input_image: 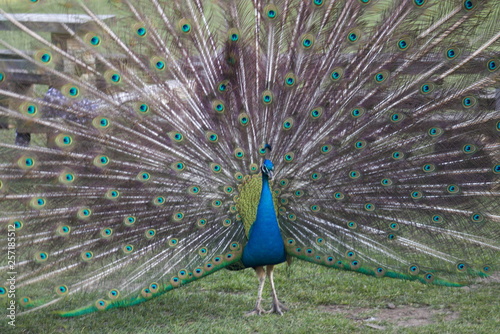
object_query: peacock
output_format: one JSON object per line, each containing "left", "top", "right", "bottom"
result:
{"left": 0, "top": 0, "right": 499, "bottom": 318}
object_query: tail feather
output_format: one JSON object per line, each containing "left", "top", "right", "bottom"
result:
{"left": 0, "top": 0, "right": 498, "bottom": 316}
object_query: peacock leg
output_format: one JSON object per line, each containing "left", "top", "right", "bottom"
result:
{"left": 265, "top": 265, "right": 288, "bottom": 315}
{"left": 245, "top": 266, "right": 267, "bottom": 316}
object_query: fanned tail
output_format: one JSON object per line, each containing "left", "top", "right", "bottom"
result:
{"left": 0, "top": 0, "right": 498, "bottom": 317}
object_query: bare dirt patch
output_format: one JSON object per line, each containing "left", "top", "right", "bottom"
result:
{"left": 319, "top": 304, "right": 459, "bottom": 330}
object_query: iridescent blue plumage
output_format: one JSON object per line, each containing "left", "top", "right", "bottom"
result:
{"left": 242, "top": 160, "right": 286, "bottom": 268}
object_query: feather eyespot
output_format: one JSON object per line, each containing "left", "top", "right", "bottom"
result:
{"left": 351, "top": 107, "right": 365, "bottom": 118}
{"left": 95, "top": 299, "right": 109, "bottom": 310}
{"left": 364, "top": 203, "right": 375, "bottom": 211}
{"left": 205, "top": 131, "right": 219, "bottom": 143}
{"left": 310, "top": 204, "right": 320, "bottom": 212}
{"left": 178, "top": 19, "right": 192, "bottom": 34}
{"left": 19, "top": 102, "right": 39, "bottom": 117}
{"left": 397, "top": 38, "right": 411, "bottom": 51}
{"left": 210, "top": 163, "right": 222, "bottom": 173}
{"left": 471, "top": 213, "right": 484, "bottom": 223}
{"left": 212, "top": 100, "right": 225, "bottom": 113}
{"left": 374, "top": 70, "right": 389, "bottom": 83}
{"left": 349, "top": 170, "right": 361, "bottom": 179}
{"left": 446, "top": 184, "right": 460, "bottom": 194}
{"left": 193, "top": 268, "right": 204, "bottom": 277}
{"left": 284, "top": 152, "right": 295, "bottom": 163}
{"left": 212, "top": 199, "right": 223, "bottom": 208}
{"left": 347, "top": 29, "right": 361, "bottom": 43}
{"left": 238, "top": 112, "right": 250, "bottom": 126}
{"left": 334, "top": 192, "right": 345, "bottom": 200}
{"left": 310, "top": 107, "right": 323, "bottom": 119}
{"left": 420, "top": 83, "right": 434, "bottom": 94}
{"left": 330, "top": 67, "right": 343, "bottom": 82}
{"left": 55, "top": 285, "right": 69, "bottom": 296}
{"left": 84, "top": 32, "right": 102, "bottom": 46}
{"left": 301, "top": 34, "right": 315, "bottom": 49}
{"left": 228, "top": 28, "right": 240, "bottom": 42}
{"left": 264, "top": 5, "right": 279, "bottom": 19}
{"left": 391, "top": 151, "right": 404, "bottom": 160}
{"left": 57, "top": 225, "right": 71, "bottom": 236}
{"left": 463, "top": 0, "right": 475, "bottom": 10}
{"left": 198, "top": 247, "right": 208, "bottom": 256}
{"left": 81, "top": 251, "right": 94, "bottom": 261}
{"left": 168, "top": 132, "right": 184, "bottom": 143}
{"left": 136, "top": 102, "right": 150, "bottom": 115}
{"left": 354, "top": 140, "right": 366, "bottom": 149}
{"left": 282, "top": 117, "right": 294, "bottom": 130}
{"left": 428, "top": 127, "right": 443, "bottom": 137}
{"left": 38, "top": 52, "right": 52, "bottom": 63}
{"left": 408, "top": 264, "right": 420, "bottom": 275}
{"left": 171, "top": 162, "right": 185, "bottom": 172}
{"left": 262, "top": 90, "right": 273, "bottom": 104}
{"left": 389, "top": 222, "right": 399, "bottom": 230}
{"left": 34, "top": 251, "right": 49, "bottom": 263}
{"left": 145, "top": 229, "right": 156, "bottom": 239}
{"left": 234, "top": 148, "right": 245, "bottom": 159}
{"left": 9, "top": 220, "right": 24, "bottom": 231}
{"left": 381, "top": 178, "right": 392, "bottom": 186}
{"left": 217, "top": 80, "right": 229, "bottom": 92}
{"left": 188, "top": 186, "right": 201, "bottom": 195}
{"left": 284, "top": 72, "right": 297, "bottom": 87}
{"left": 320, "top": 145, "right": 332, "bottom": 154}
{"left": 493, "top": 164, "right": 500, "bottom": 174}
{"left": 133, "top": 22, "right": 148, "bottom": 37}
{"left": 30, "top": 197, "right": 46, "bottom": 209}
{"left": 18, "top": 156, "right": 36, "bottom": 169}
{"left": 313, "top": 0, "right": 324, "bottom": 7}
{"left": 55, "top": 134, "right": 74, "bottom": 148}
{"left": 462, "top": 144, "right": 477, "bottom": 154}
{"left": 462, "top": 96, "right": 477, "bottom": 108}
{"left": 100, "top": 228, "right": 113, "bottom": 238}
{"left": 432, "top": 215, "right": 444, "bottom": 223}
{"left": 410, "top": 191, "right": 423, "bottom": 199}
{"left": 122, "top": 245, "right": 134, "bottom": 254}
{"left": 173, "top": 212, "right": 184, "bottom": 221}
{"left": 422, "top": 163, "right": 435, "bottom": 172}
{"left": 445, "top": 47, "right": 462, "bottom": 60}
{"left": 487, "top": 59, "right": 498, "bottom": 72}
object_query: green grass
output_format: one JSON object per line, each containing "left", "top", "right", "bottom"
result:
{"left": 1, "top": 261, "right": 499, "bottom": 334}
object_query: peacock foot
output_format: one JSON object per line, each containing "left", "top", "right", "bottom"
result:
{"left": 266, "top": 300, "right": 288, "bottom": 315}
{"left": 245, "top": 306, "right": 267, "bottom": 316}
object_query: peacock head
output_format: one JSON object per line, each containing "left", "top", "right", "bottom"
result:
{"left": 261, "top": 159, "right": 274, "bottom": 179}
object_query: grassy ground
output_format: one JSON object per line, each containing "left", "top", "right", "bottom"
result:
{"left": 1, "top": 261, "right": 499, "bottom": 334}
{"left": 1, "top": 2, "right": 499, "bottom": 333}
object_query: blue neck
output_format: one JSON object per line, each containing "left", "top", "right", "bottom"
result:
{"left": 241, "top": 174, "right": 286, "bottom": 268}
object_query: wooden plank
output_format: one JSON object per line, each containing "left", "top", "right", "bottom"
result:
{"left": 0, "top": 13, "right": 115, "bottom": 33}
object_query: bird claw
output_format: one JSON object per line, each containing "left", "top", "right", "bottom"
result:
{"left": 245, "top": 307, "right": 267, "bottom": 316}
{"left": 266, "top": 301, "right": 288, "bottom": 315}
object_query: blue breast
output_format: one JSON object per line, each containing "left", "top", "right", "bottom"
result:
{"left": 241, "top": 175, "right": 286, "bottom": 268}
